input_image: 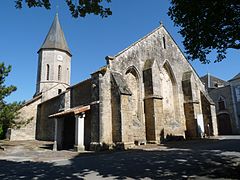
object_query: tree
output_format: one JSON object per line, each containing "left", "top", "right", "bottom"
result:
{"left": 168, "top": 0, "right": 240, "bottom": 63}
{"left": 15, "top": 0, "right": 112, "bottom": 18}
{"left": 0, "top": 63, "right": 23, "bottom": 139}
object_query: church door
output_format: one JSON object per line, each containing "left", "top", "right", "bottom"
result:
{"left": 62, "top": 116, "right": 75, "bottom": 149}
{"left": 217, "top": 113, "right": 232, "bottom": 135}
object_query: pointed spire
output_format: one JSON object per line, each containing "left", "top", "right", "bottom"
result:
{"left": 39, "top": 14, "right": 71, "bottom": 56}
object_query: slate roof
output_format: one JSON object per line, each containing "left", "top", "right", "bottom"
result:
{"left": 38, "top": 13, "right": 71, "bottom": 55}
{"left": 111, "top": 72, "right": 132, "bottom": 95}
{"left": 229, "top": 73, "right": 240, "bottom": 82}
{"left": 200, "top": 74, "right": 228, "bottom": 89}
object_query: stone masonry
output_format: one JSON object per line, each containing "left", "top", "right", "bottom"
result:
{"left": 10, "top": 15, "right": 218, "bottom": 151}
{"left": 201, "top": 73, "right": 240, "bottom": 135}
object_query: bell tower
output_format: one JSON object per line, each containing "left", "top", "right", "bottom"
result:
{"left": 35, "top": 14, "right": 71, "bottom": 100}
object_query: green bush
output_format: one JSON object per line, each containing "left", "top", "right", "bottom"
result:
{"left": 0, "top": 63, "right": 23, "bottom": 139}
{"left": 0, "top": 124, "right": 4, "bottom": 139}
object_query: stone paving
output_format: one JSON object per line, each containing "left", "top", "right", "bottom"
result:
{"left": 0, "top": 140, "right": 82, "bottom": 162}
{"left": 0, "top": 136, "right": 239, "bottom": 179}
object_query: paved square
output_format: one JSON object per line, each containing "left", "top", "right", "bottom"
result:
{"left": 0, "top": 136, "right": 239, "bottom": 179}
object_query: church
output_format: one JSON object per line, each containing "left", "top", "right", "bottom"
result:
{"left": 201, "top": 73, "right": 240, "bottom": 135}
{"left": 9, "top": 14, "right": 218, "bottom": 151}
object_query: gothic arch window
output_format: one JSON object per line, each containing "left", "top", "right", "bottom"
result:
{"left": 218, "top": 96, "right": 226, "bottom": 111}
{"left": 163, "top": 61, "right": 177, "bottom": 85}
{"left": 46, "top": 64, "right": 50, "bottom": 80}
{"left": 126, "top": 66, "right": 140, "bottom": 80}
{"left": 161, "top": 61, "right": 179, "bottom": 123}
{"left": 58, "top": 65, "right": 62, "bottom": 81}
{"left": 125, "top": 66, "right": 141, "bottom": 120}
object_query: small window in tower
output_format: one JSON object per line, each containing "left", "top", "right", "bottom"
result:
{"left": 218, "top": 97, "right": 226, "bottom": 111}
{"left": 58, "top": 89, "right": 62, "bottom": 94}
{"left": 58, "top": 65, "right": 62, "bottom": 81}
{"left": 46, "top": 64, "right": 50, "bottom": 80}
{"left": 162, "top": 36, "right": 166, "bottom": 49}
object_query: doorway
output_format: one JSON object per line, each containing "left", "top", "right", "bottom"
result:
{"left": 62, "top": 116, "right": 75, "bottom": 150}
{"left": 217, "top": 113, "right": 232, "bottom": 135}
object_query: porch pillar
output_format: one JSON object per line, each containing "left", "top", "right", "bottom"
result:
{"left": 74, "top": 113, "right": 85, "bottom": 152}
{"left": 210, "top": 104, "right": 218, "bottom": 136}
{"left": 53, "top": 118, "right": 58, "bottom": 151}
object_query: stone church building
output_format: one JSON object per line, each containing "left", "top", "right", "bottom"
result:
{"left": 201, "top": 73, "right": 240, "bottom": 135}
{"left": 9, "top": 14, "right": 218, "bottom": 151}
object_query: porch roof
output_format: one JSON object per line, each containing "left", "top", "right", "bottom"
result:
{"left": 49, "top": 105, "right": 90, "bottom": 118}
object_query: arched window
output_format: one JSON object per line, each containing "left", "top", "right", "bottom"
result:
{"left": 162, "top": 61, "right": 177, "bottom": 122}
{"left": 125, "top": 66, "right": 141, "bottom": 120}
{"left": 58, "top": 65, "right": 62, "bottom": 81}
{"left": 46, "top": 64, "right": 50, "bottom": 80}
{"left": 218, "top": 97, "right": 226, "bottom": 111}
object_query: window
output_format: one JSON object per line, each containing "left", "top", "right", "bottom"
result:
{"left": 58, "top": 89, "right": 62, "bottom": 94}
{"left": 236, "top": 86, "right": 240, "bottom": 102}
{"left": 218, "top": 97, "right": 226, "bottom": 111}
{"left": 46, "top": 64, "right": 50, "bottom": 80}
{"left": 162, "top": 36, "right": 166, "bottom": 49}
{"left": 58, "top": 65, "right": 62, "bottom": 81}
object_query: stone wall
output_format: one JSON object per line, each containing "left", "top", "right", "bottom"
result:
{"left": 36, "top": 93, "right": 65, "bottom": 140}
{"left": 228, "top": 79, "right": 240, "bottom": 134}
{"left": 99, "top": 69, "right": 113, "bottom": 144}
{"left": 201, "top": 92, "right": 214, "bottom": 136}
{"left": 125, "top": 67, "right": 145, "bottom": 142}
{"left": 90, "top": 72, "right": 100, "bottom": 145}
{"left": 108, "top": 26, "right": 200, "bottom": 140}
{"left": 183, "top": 102, "right": 197, "bottom": 137}
{"left": 120, "top": 95, "right": 132, "bottom": 143}
{"left": 70, "top": 79, "right": 92, "bottom": 107}
{"left": 10, "top": 96, "right": 42, "bottom": 140}
{"left": 41, "top": 83, "right": 69, "bottom": 102}
{"left": 182, "top": 71, "right": 214, "bottom": 138}
{"left": 209, "top": 86, "right": 238, "bottom": 134}
{"left": 143, "top": 62, "right": 164, "bottom": 143}
{"left": 106, "top": 25, "right": 216, "bottom": 142}
{"left": 111, "top": 74, "right": 122, "bottom": 142}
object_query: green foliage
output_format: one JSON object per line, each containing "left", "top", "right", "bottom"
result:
{"left": 0, "top": 124, "right": 3, "bottom": 139}
{"left": 0, "top": 63, "right": 23, "bottom": 139}
{"left": 168, "top": 0, "right": 240, "bottom": 63}
{"left": 15, "top": 0, "right": 112, "bottom": 18}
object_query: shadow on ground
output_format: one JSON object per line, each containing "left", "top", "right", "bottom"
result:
{"left": 0, "top": 138, "right": 240, "bottom": 179}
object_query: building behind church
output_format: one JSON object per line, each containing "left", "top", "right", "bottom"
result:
{"left": 9, "top": 14, "right": 218, "bottom": 151}
{"left": 201, "top": 73, "right": 240, "bottom": 135}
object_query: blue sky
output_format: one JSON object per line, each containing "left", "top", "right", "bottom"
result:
{"left": 1, "top": 0, "right": 239, "bottom": 103}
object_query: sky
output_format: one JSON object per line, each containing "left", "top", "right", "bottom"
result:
{"left": 1, "top": 0, "right": 239, "bottom": 103}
